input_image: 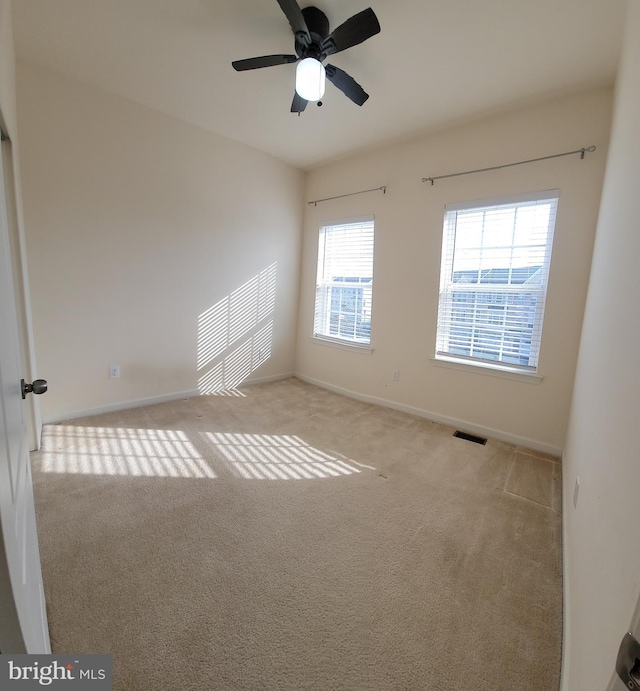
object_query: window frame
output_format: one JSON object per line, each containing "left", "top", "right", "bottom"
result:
{"left": 435, "top": 190, "right": 559, "bottom": 376}
{"left": 312, "top": 216, "right": 375, "bottom": 350}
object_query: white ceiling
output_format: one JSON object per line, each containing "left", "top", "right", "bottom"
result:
{"left": 12, "top": 0, "right": 626, "bottom": 170}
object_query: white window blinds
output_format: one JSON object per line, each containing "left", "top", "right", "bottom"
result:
{"left": 314, "top": 217, "right": 375, "bottom": 346}
{"left": 436, "top": 191, "right": 558, "bottom": 372}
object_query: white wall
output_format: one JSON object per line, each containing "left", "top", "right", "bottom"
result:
{"left": 562, "top": 3, "right": 640, "bottom": 689}
{"left": 296, "top": 89, "right": 613, "bottom": 453}
{"left": 17, "top": 63, "right": 305, "bottom": 422}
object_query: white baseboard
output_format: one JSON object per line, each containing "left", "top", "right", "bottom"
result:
{"left": 43, "top": 372, "right": 296, "bottom": 425}
{"left": 44, "top": 389, "right": 201, "bottom": 424}
{"left": 241, "top": 372, "right": 296, "bottom": 386}
{"left": 294, "top": 373, "right": 563, "bottom": 456}
{"left": 44, "top": 370, "right": 561, "bottom": 455}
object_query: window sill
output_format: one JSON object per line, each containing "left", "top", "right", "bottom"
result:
{"left": 310, "top": 336, "right": 373, "bottom": 354}
{"left": 430, "top": 356, "right": 543, "bottom": 384}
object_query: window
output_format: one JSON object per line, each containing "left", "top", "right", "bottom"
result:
{"left": 436, "top": 191, "right": 558, "bottom": 373}
{"left": 314, "top": 217, "right": 374, "bottom": 347}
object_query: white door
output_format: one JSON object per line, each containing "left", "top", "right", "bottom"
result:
{"left": 0, "top": 132, "right": 50, "bottom": 653}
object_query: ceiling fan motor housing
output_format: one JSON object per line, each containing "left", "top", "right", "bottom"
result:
{"left": 296, "top": 6, "right": 330, "bottom": 60}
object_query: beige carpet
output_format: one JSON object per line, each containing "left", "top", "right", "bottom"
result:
{"left": 31, "top": 377, "right": 562, "bottom": 690}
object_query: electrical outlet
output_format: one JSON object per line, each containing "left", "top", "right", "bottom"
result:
{"left": 573, "top": 476, "right": 580, "bottom": 508}
{"left": 109, "top": 365, "right": 120, "bottom": 379}
{"left": 392, "top": 369, "right": 400, "bottom": 381}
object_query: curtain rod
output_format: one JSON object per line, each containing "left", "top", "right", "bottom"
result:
{"left": 422, "top": 146, "right": 596, "bottom": 186}
{"left": 308, "top": 185, "right": 386, "bottom": 206}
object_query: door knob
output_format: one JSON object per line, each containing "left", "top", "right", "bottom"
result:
{"left": 616, "top": 632, "right": 640, "bottom": 689}
{"left": 21, "top": 379, "right": 48, "bottom": 399}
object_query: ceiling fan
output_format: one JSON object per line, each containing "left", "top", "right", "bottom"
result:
{"left": 232, "top": 0, "right": 380, "bottom": 113}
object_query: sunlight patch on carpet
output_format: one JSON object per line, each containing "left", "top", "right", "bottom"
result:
{"left": 203, "top": 432, "right": 363, "bottom": 480}
{"left": 41, "top": 426, "right": 217, "bottom": 478}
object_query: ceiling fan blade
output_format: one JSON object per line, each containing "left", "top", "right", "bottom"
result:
{"left": 276, "top": 0, "right": 311, "bottom": 45}
{"left": 291, "top": 92, "right": 309, "bottom": 113}
{"left": 325, "top": 65, "right": 369, "bottom": 106}
{"left": 321, "top": 8, "right": 380, "bottom": 56}
{"left": 232, "top": 54, "right": 298, "bottom": 71}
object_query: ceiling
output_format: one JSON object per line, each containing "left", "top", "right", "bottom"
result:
{"left": 12, "top": 0, "right": 626, "bottom": 170}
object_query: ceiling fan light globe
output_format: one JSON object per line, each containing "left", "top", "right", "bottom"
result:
{"left": 295, "top": 58, "right": 326, "bottom": 102}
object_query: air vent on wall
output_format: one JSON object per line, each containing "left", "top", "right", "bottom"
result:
{"left": 453, "top": 430, "right": 487, "bottom": 445}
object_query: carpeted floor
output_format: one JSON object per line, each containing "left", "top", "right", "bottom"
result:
{"left": 31, "top": 377, "right": 562, "bottom": 690}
